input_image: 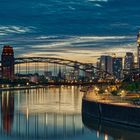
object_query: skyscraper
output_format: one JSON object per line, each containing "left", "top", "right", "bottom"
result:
{"left": 113, "top": 57, "right": 122, "bottom": 79}
{"left": 137, "top": 32, "right": 140, "bottom": 68}
{"left": 100, "top": 55, "right": 113, "bottom": 74}
{"left": 106, "top": 56, "right": 113, "bottom": 74}
{"left": 100, "top": 56, "right": 107, "bottom": 72}
{"left": 124, "top": 52, "right": 134, "bottom": 70}
{"left": 1, "top": 45, "right": 15, "bottom": 80}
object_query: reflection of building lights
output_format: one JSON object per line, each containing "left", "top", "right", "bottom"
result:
{"left": 104, "top": 133, "right": 108, "bottom": 140}
{"left": 26, "top": 107, "right": 29, "bottom": 121}
{"left": 2, "top": 92, "right": 14, "bottom": 133}
{"left": 46, "top": 114, "right": 48, "bottom": 125}
{"left": 6, "top": 92, "right": 9, "bottom": 107}
{"left": 97, "top": 130, "right": 100, "bottom": 138}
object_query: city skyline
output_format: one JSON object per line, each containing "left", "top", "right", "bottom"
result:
{"left": 0, "top": 1, "right": 140, "bottom": 140}
{"left": 0, "top": 43, "right": 137, "bottom": 83}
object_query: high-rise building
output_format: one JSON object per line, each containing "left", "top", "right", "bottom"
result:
{"left": 1, "top": 45, "right": 15, "bottom": 80}
{"left": 106, "top": 56, "right": 113, "bottom": 74}
{"left": 96, "top": 55, "right": 113, "bottom": 79}
{"left": 124, "top": 52, "right": 134, "bottom": 70}
{"left": 84, "top": 63, "right": 93, "bottom": 80}
{"left": 74, "top": 62, "right": 80, "bottom": 80}
{"left": 113, "top": 57, "right": 122, "bottom": 79}
{"left": 100, "top": 55, "right": 113, "bottom": 74}
{"left": 96, "top": 58, "right": 101, "bottom": 78}
{"left": 137, "top": 32, "right": 140, "bottom": 68}
{"left": 96, "top": 58, "right": 101, "bottom": 69}
{"left": 100, "top": 56, "right": 107, "bottom": 72}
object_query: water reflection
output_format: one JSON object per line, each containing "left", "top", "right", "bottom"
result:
{"left": 1, "top": 92, "right": 14, "bottom": 133}
{"left": 0, "top": 86, "right": 85, "bottom": 140}
{"left": 0, "top": 86, "right": 140, "bottom": 140}
{"left": 82, "top": 114, "right": 140, "bottom": 140}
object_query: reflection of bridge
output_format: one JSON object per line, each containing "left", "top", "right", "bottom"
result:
{"left": 0, "top": 87, "right": 86, "bottom": 139}
{"left": 0, "top": 112, "right": 85, "bottom": 139}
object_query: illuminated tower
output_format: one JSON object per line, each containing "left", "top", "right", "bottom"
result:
{"left": 1, "top": 45, "right": 15, "bottom": 80}
{"left": 137, "top": 32, "right": 140, "bottom": 68}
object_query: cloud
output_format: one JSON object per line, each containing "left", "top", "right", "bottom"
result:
{"left": 94, "top": 4, "right": 102, "bottom": 7}
{"left": 88, "top": 0, "right": 108, "bottom": 2}
{"left": 0, "top": 26, "right": 34, "bottom": 35}
{"left": 0, "top": 34, "right": 136, "bottom": 63}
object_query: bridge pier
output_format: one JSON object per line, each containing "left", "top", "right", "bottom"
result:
{"left": 16, "top": 63, "right": 21, "bottom": 74}
{"left": 44, "top": 62, "right": 48, "bottom": 73}
{"left": 54, "top": 63, "right": 57, "bottom": 77}
{"left": 26, "top": 61, "right": 30, "bottom": 74}
{"left": 35, "top": 62, "right": 39, "bottom": 74}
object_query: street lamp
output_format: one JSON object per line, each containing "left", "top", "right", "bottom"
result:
{"left": 26, "top": 82, "right": 29, "bottom": 86}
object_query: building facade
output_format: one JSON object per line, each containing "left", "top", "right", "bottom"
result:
{"left": 100, "top": 55, "right": 113, "bottom": 74}
{"left": 124, "top": 52, "right": 134, "bottom": 70}
{"left": 1, "top": 45, "right": 15, "bottom": 80}
{"left": 100, "top": 56, "right": 107, "bottom": 72}
{"left": 137, "top": 32, "right": 140, "bottom": 68}
{"left": 106, "top": 56, "right": 113, "bottom": 74}
{"left": 113, "top": 57, "right": 123, "bottom": 79}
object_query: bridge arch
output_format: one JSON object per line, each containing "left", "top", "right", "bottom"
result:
{"left": 14, "top": 57, "right": 113, "bottom": 78}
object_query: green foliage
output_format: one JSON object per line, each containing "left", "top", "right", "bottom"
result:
{"left": 98, "top": 89, "right": 104, "bottom": 94}
{"left": 122, "top": 82, "right": 140, "bottom": 91}
{"left": 111, "top": 90, "right": 118, "bottom": 96}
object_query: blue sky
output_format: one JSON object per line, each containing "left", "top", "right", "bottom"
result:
{"left": 0, "top": 0, "right": 139, "bottom": 63}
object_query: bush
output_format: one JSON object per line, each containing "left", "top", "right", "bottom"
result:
{"left": 111, "top": 90, "right": 118, "bottom": 96}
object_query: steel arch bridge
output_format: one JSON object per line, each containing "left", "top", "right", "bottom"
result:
{"left": 14, "top": 57, "right": 113, "bottom": 79}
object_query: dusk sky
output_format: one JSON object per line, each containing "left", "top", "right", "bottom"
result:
{"left": 0, "top": 0, "right": 140, "bottom": 63}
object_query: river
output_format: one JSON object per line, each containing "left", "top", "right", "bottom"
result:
{"left": 0, "top": 86, "right": 139, "bottom": 140}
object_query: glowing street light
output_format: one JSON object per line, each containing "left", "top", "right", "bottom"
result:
{"left": 94, "top": 86, "right": 99, "bottom": 92}
{"left": 120, "top": 90, "right": 126, "bottom": 97}
{"left": 26, "top": 82, "right": 29, "bottom": 86}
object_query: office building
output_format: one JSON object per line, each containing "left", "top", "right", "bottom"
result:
{"left": 124, "top": 52, "right": 134, "bottom": 70}
{"left": 100, "top": 55, "right": 113, "bottom": 74}
{"left": 1, "top": 45, "right": 15, "bottom": 80}
{"left": 137, "top": 32, "right": 140, "bottom": 68}
{"left": 113, "top": 57, "right": 123, "bottom": 79}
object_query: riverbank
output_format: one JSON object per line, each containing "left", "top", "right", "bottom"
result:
{"left": 82, "top": 95, "right": 140, "bottom": 127}
{"left": 0, "top": 85, "right": 47, "bottom": 91}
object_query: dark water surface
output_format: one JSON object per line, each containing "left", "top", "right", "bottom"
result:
{"left": 0, "top": 86, "right": 140, "bottom": 140}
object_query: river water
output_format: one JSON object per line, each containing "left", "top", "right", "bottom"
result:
{"left": 0, "top": 86, "right": 140, "bottom": 140}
